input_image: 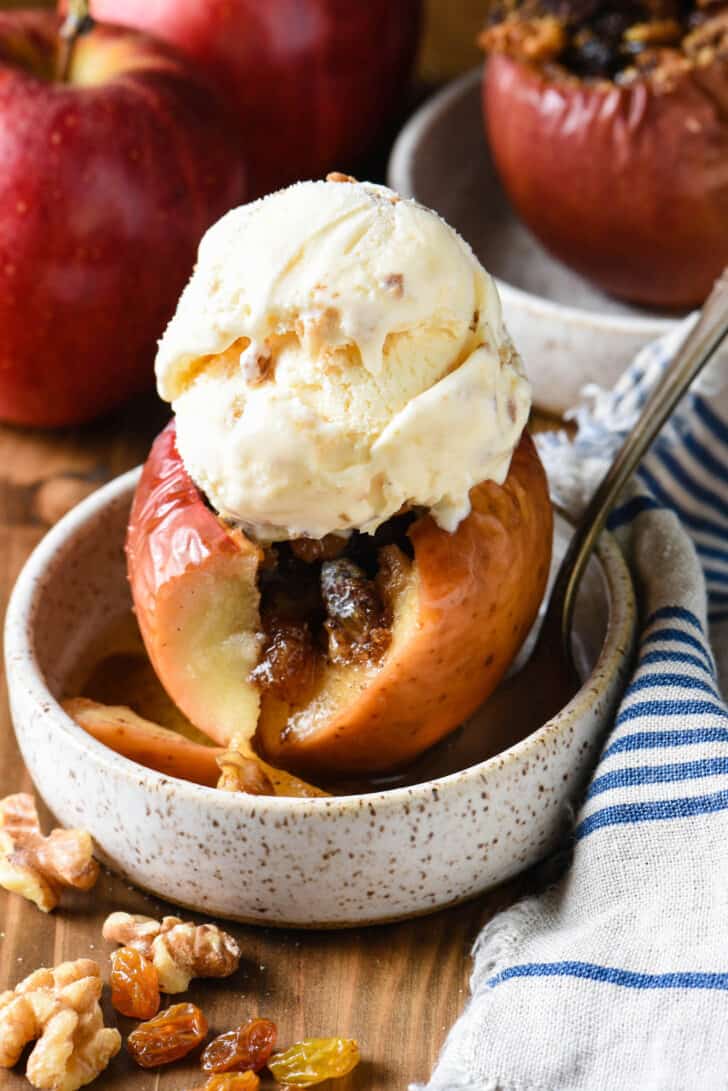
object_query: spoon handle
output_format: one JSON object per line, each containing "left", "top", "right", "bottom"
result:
{"left": 555, "top": 268, "right": 728, "bottom": 664}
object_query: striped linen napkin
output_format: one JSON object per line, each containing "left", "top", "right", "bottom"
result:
{"left": 417, "top": 319, "right": 728, "bottom": 1091}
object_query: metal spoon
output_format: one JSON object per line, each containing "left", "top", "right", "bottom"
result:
{"left": 554, "top": 268, "right": 728, "bottom": 673}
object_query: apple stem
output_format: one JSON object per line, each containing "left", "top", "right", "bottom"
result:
{"left": 57, "top": 0, "right": 94, "bottom": 83}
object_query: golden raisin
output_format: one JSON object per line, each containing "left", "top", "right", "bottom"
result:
{"left": 110, "top": 946, "right": 160, "bottom": 1020}
{"left": 199, "top": 1075, "right": 260, "bottom": 1091}
{"left": 127, "top": 1002, "right": 208, "bottom": 1068}
{"left": 201, "top": 1018, "right": 277, "bottom": 1073}
{"left": 267, "top": 1037, "right": 360, "bottom": 1086}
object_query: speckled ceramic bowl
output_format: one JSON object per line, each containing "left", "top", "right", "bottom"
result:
{"left": 4, "top": 469, "right": 635, "bottom": 927}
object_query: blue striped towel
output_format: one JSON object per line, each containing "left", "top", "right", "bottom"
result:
{"left": 417, "top": 320, "right": 728, "bottom": 1091}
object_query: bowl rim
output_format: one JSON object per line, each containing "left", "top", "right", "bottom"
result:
{"left": 387, "top": 67, "right": 679, "bottom": 338}
{"left": 5, "top": 467, "right": 636, "bottom": 816}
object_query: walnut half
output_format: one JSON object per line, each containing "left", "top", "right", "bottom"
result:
{"left": 0, "top": 960, "right": 120, "bottom": 1091}
{"left": 0, "top": 794, "right": 99, "bottom": 913}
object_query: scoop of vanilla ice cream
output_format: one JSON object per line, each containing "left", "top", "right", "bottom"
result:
{"left": 156, "top": 179, "right": 531, "bottom": 541}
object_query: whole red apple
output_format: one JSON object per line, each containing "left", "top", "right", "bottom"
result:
{"left": 0, "top": 10, "right": 246, "bottom": 427}
{"left": 80, "top": 0, "right": 422, "bottom": 197}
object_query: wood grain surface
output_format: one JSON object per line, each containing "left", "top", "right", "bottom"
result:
{"left": 0, "top": 398, "right": 560, "bottom": 1090}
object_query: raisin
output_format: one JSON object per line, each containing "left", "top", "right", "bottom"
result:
{"left": 250, "top": 618, "right": 319, "bottom": 703}
{"left": 566, "top": 27, "right": 620, "bottom": 74}
{"left": 267, "top": 1037, "right": 360, "bottom": 1086}
{"left": 321, "top": 559, "right": 390, "bottom": 664}
{"left": 375, "top": 544, "right": 411, "bottom": 614}
{"left": 127, "top": 1002, "right": 208, "bottom": 1068}
{"left": 200, "top": 1075, "right": 260, "bottom": 1091}
{"left": 321, "top": 558, "right": 379, "bottom": 630}
{"left": 110, "top": 946, "right": 160, "bottom": 1020}
{"left": 289, "top": 535, "right": 347, "bottom": 564}
{"left": 201, "top": 1018, "right": 277, "bottom": 1073}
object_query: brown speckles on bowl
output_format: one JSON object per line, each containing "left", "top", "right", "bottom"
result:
{"left": 4, "top": 470, "right": 634, "bottom": 927}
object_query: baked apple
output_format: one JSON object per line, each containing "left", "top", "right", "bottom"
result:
{"left": 481, "top": 2, "right": 728, "bottom": 308}
{"left": 126, "top": 421, "right": 552, "bottom": 778}
{"left": 126, "top": 177, "right": 552, "bottom": 782}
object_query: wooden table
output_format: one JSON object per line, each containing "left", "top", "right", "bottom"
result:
{"left": 0, "top": 399, "right": 556, "bottom": 1090}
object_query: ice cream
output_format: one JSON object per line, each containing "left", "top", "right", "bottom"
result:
{"left": 156, "top": 178, "right": 531, "bottom": 542}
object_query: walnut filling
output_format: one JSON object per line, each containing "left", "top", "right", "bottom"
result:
{"left": 481, "top": 1, "right": 728, "bottom": 81}
{"left": 248, "top": 513, "right": 416, "bottom": 707}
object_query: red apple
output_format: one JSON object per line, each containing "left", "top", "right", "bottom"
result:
{"left": 78, "top": 0, "right": 422, "bottom": 197}
{"left": 126, "top": 422, "right": 552, "bottom": 777}
{"left": 0, "top": 10, "right": 246, "bottom": 427}
{"left": 482, "top": 18, "right": 728, "bottom": 308}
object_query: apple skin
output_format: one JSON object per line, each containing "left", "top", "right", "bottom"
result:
{"left": 79, "top": 0, "right": 422, "bottom": 197}
{"left": 127, "top": 421, "right": 552, "bottom": 778}
{"left": 0, "top": 11, "right": 246, "bottom": 427}
{"left": 484, "top": 53, "right": 728, "bottom": 308}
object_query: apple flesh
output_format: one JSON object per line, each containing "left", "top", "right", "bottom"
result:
{"left": 483, "top": 51, "right": 728, "bottom": 308}
{"left": 79, "top": 0, "right": 422, "bottom": 197}
{"left": 127, "top": 422, "right": 553, "bottom": 778}
{"left": 63, "top": 696, "right": 330, "bottom": 796}
{"left": 0, "top": 11, "right": 246, "bottom": 427}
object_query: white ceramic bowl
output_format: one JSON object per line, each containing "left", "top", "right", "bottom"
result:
{"left": 5, "top": 470, "right": 635, "bottom": 927}
{"left": 388, "top": 69, "right": 682, "bottom": 415}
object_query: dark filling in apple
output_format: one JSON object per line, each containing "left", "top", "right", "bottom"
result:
{"left": 482, "top": 0, "right": 727, "bottom": 80}
{"left": 249, "top": 513, "right": 416, "bottom": 704}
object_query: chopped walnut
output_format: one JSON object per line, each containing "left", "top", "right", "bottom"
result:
{"left": 325, "top": 171, "right": 358, "bottom": 183}
{"left": 382, "top": 273, "right": 404, "bottom": 298}
{"left": 0, "top": 794, "right": 99, "bottom": 913}
{"left": 685, "top": 11, "right": 728, "bottom": 59}
{"left": 480, "top": 14, "right": 567, "bottom": 62}
{"left": 0, "top": 960, "right": 121, "bottom": 1091}
{"left": 103, "top": 913, "right": 241, "bottom": 994}
{"left": 304, "top": 306, "right": 341, "bottom": 356}
{"left": 482, "top": 1, "right": 727, "bottom": 80}
{"left": 624, "top": 17, "right": 682, "bottom": 43}
{"left": 240, "top": 341, "right": 273, "bottom": 386}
